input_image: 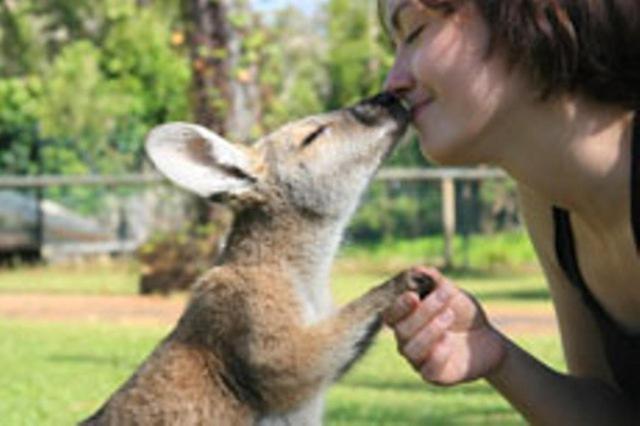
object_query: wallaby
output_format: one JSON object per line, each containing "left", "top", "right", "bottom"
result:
{"left": 81, "top": 93, "right": 434, "bottom": 425}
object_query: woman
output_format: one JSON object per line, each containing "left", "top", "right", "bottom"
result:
{"left": 379, "top": 0, "right": 640, "bottom": 423}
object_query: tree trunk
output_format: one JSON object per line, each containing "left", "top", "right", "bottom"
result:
{"left": 225, "top": 1, "right": 262, "bottom": 143}
{"left": 181, "top": 0, "right": 232, "bottom": 134}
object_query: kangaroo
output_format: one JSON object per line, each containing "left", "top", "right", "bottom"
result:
{"left": 80, "top": 93, "right": 434, "bottom": 425}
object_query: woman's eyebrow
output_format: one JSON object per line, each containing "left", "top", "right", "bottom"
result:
{"left": 391, "top": 1, "right": 412, "bottom": 33}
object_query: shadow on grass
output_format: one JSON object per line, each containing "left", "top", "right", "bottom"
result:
{"left": 340, "top": 378, "right": 493, "bottom": 396}
{"left": 331, "top": 374, "right": 520, "bottom": 424}
{"left": 327, "top": 397, "right": 518, "bottom": 425}
{"left": 48, "top": 354, "right": 138, "bottom": 369}
{"left": 477, "top": 288, "right": 550, "bottom": 302}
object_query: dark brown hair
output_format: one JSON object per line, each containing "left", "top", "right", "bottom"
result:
{"left": 380, "top": 0, "right": 640, "bottom": 109}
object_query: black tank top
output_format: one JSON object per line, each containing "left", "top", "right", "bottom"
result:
{"left": 553, "top": 115, "right": 640, "bottom": 400}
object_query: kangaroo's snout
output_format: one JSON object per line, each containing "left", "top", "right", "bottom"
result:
{"left": 349, "top": 92, "right": 409, "bottom": 131}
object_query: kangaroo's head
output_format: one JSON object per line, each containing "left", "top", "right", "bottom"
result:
{"left": 146, "top": 93, "right": 408, "bottom": 225}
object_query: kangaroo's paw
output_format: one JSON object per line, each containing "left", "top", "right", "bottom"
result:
{"left": 390, "top": 267, "right": 437, "bottom": 300}
{"left": 406, "top": 267, "right": 437, "bottom": 299}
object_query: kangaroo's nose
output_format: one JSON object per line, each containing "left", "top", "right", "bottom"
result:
{"left": 370, "top": 92, "right": 402, "bottom": 109}
{"left": 350, "top": 92, "right": 409, "bottom": 127}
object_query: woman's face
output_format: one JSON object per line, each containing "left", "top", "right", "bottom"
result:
{"left": 383, "top": 0, "right": 534, "bottom": 165}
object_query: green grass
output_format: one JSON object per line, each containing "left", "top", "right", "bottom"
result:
{"left": 328, "top": 333, "right": 564, "bottom": 425}
{"left": 0, "top": 233, "right": 545, "bottom": 303}
{"left": 331, "top": 269, "right": 549, "bottom": 309}
{"left": 0, "top": 320, "right": 169, "bottom": 425}
{"left": 0, "top": 319, "right": 563, "bottom": 425}
{"left": 0, "top": 234, "right": 554, "bottom": 425}
{"left": 0, "top": 260, "right": 139, "bottom": 295}
{"left": 342, "top": 231, "right": 537, "bottom": 273}
{"left": 0, "top": 257, "right": 549, "bottom": 309}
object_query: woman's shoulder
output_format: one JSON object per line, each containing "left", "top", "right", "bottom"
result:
{"left": 515, "top": 184, "right": 559, "bottom": 265}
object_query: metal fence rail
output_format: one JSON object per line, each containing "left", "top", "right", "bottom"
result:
{"left": 0, "top": 168, "right": 512, "bottom": 266}
{"left": 0, "top": 168, "right": 508, "bottom": 188}
{"left": 0, "top": 174, "right": 163, "bottom": 188}
{"left": 377, "top": 167, "right": 507, "bottom": 181}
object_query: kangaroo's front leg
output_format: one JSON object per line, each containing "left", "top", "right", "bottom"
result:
{"left": 316, "top": 266, "right": 436, "bottom": 379}
{"left": 250, "top": 267, "right": 435, "bottom": 413}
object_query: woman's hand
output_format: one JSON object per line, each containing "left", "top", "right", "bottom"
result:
{"left": 384, "top": 267, "right": 507, "bottom": 386}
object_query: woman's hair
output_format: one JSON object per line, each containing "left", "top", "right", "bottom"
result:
{"left": 379, "top": 0, "right": 640, "bottom": 109}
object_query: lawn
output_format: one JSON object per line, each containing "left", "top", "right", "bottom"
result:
{"left": 0, "top": 261, "right": 140, "bottom": 295}
{"left": 0, "top": 320, "right": 562, "bottom": 425}
{"left": 0, "top": 231, "right": 540, "bottom": 297}
{"left": 0, "top": 233, "right": 558, "bottom": 425}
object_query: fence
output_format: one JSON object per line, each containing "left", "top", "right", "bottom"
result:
{"left": 0, "top": 167, "right": 513, "bottom": 266}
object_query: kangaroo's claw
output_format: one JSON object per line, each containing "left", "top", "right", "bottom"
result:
{"left": 407, "top": 269, "right": 436, "bottom": 300}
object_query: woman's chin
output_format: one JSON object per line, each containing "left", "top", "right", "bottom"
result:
{"left": 419, "top": 137, "right": 476, "bottom": 166}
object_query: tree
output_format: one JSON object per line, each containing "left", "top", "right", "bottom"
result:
{"left": 326, "top": 0, "right": 391, "bottom": 109}
{"left": 181, "top": 0, "right": 232, "bottom": 134}
{"left": 257, "top": 6, "right": 327, "bottom": 132}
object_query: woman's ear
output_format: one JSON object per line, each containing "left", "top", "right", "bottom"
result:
{"left": 145, "top": 122, "right": 258, "bottom": 199}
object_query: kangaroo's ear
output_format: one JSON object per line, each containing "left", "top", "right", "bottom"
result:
{"left": 145, "top": 122, "right": 258, "bottom": 198}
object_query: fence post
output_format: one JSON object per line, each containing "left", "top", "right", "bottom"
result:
{"left": 442, "top": 177, "right": 456, "bottom": 268}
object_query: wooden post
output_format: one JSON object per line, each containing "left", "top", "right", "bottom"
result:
{"left": 461, "top": 181, "right": 472, "bottom": 269}
{"left": 442, "top": 177, "right": 456, "bottom": 268}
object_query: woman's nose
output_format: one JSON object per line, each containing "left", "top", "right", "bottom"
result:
{"left": 383, "top": 56, "right": 413, "bottom": 98}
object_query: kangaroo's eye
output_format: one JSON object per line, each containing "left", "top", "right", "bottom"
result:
{"left": 300, "top": 125, "right": 327, "bottom": 148}
{"left": 404, "top": 24, "right": 426, "bottom": 45}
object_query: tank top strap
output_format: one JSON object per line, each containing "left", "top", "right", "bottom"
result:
{"left": 631, "top": 112, "right": 640, "bottom": 253}
{"left": 553, "top": 207, "right": 608, "bottom": 317}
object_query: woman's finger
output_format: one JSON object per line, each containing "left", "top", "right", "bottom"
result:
{"left": 401, "top": 308, "right": 455, "bottom": 368}
{"left": 395, "top": 286, "right": 452, "bottom": 342}
{"left": 420, "top": 335, "right": 455, "bottom": 384}
{"left": 383, "top": 291, "right": 421, "bottom": 325}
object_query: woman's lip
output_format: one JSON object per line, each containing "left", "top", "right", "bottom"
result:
{"left": 410, "top": 98, "right": 434, "bottom": 120}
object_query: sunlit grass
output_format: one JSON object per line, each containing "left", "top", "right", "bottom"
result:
{"left": 0, "top": 260, "right": 139, "bottom": 295}
{"left": 341, "top": 231, "right": 537, "bottom": 273}
{"left": 0, "top": 233, "right": 545, "bottom": 303}
{"left": 0, "top": 320, "right": 168, "bottom": 425}
{"left": 0, "top": 234, "right": 554, "bottom": 425}
{"left": 331, "top": 269, "right": 549, "bottom": 309}
{"left": 0, "top": 319, "right": 562, "bottom": 425}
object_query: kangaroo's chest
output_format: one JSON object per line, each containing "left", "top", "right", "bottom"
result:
{"left": 256, "top": 393, "right": 325, "bottom": 426}
{"left": 291, "top": 273, "right": 334, "bottom": 324}
{"left": 297, "top": 285, "right": 334, "bottom": 324}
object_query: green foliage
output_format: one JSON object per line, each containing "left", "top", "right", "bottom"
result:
{"left": 0, "top": 1, "right": 47, "bottom": 76}
{"left": 326, "top": 0, "right": 391, "bottom": 108}
{"left": 0, "top": 0, "right": 514, "bottom": 242}
{"left": 350, "top": 181, "right": 442, "bottom": 242}
{"left": 101, "top": 7, "right": 190, "bottom": 126}
{"left": 0, "top": 1, "right": 189, "bottom": 212}
{"left": 0, "top": 77, "right": 40, "bottom": 174}
{"left": 37, "top": 40, "right": 133, "bottom": 174}
{"left": 257, "top": 6, "right": 327, "bottom": 132}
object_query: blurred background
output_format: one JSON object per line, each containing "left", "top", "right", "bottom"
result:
{"left": 0, "top": 1, "right": 555, "bottom": 425}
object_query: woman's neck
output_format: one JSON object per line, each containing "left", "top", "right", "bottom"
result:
{"left": 493, "top": 96, "right": 635, "bottom": 229}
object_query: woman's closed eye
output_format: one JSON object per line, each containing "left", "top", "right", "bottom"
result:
{"left": 404, "top": 24, "right": 426, "bottom": 45}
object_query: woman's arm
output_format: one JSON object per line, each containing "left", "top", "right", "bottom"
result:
{"left": 487, "top": 332, "right": 635, "bottom": 425}
{"left": 383, "top": 268, "right": 638, "bottom": 425}
{"left": 502, "top": 184, "right": 638, "bottom": 423}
